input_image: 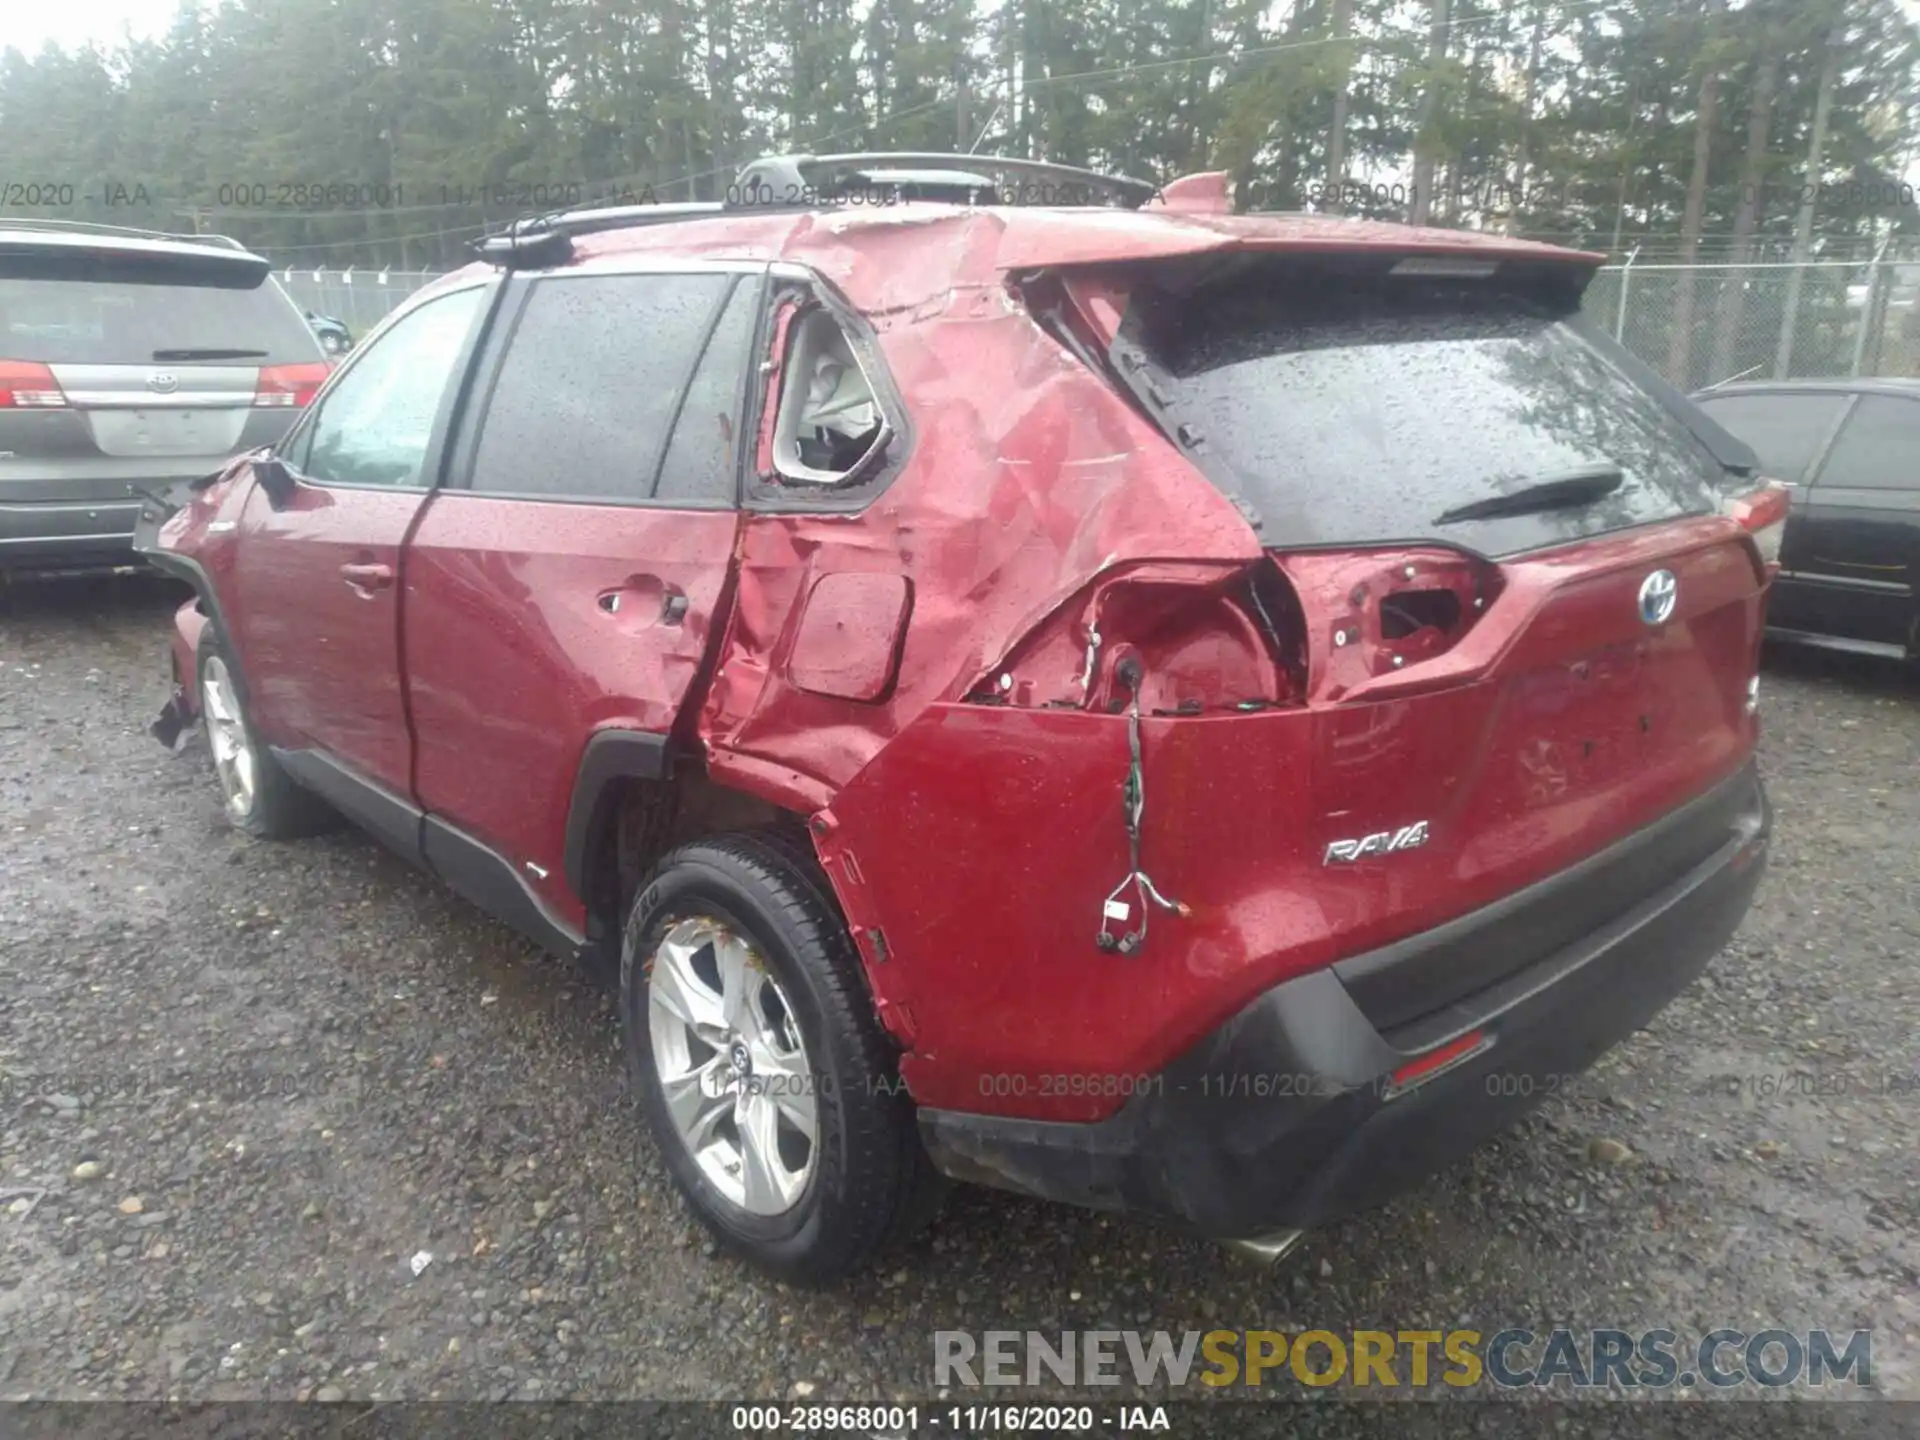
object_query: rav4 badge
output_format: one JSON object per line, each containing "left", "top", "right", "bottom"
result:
{"left": 1324, "top": 821, "right": 1431, "bottom": 865}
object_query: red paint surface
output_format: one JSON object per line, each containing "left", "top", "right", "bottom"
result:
{"left": 697, "top": 303, "right": 1260, "bottom": 794}
{"left": 168, "top": 599, "right": 206, "bottom": 699}
{"left": 229, "top": 480, "right": 426, "bottom": 795}
{"left": 552, "top": 206, "right": 1604, "bottom": 320}
{"left": 402, "top": 492, "right": 740, "bottom": 923}
{"left": 1147, "top": 171, "right": 1234, "bottom": 214}
{"left": 154, "top": 457, "right": 257, "bottom": 705}
{"left": 158, "top": 201, "right": 1765, "bottom": 1128}
{"left": 785, "top": 572, "right": 914, "bottom": 702}
{"left": 817, "top": 522, "right": 1763, "bottom": 1121}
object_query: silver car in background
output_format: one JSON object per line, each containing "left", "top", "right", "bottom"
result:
{"left": 0, "top": 221, "right": 329, "bottom": 572}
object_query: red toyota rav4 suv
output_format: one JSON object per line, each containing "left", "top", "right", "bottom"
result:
{"left": 136, "top": 154, "right": 1781, "bottom": 1284}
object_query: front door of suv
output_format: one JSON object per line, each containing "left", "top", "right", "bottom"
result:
{"left": 229, "top": 282, "right": 490, "bottom": 807}
{"left": 403, "top": 261, "right": 762, "bottom": 928}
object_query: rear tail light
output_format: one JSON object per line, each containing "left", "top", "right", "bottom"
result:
{"left": 253, "top": 362, "right": 331, "bottom": 408}
{"left": 979, "top": 549, "right": 1508, "bottom": 715}
{"left": 970, "top": 562, "right": 1300, "bottom": 714}
{"left": 1271, "top": 546, "right": 1503, "bottom": 702}
{"left": 0, "top": 360, "right": 68, "bottom": 409}
{"left": 1721, "top": 480, "right": 1791, "bottom": 567}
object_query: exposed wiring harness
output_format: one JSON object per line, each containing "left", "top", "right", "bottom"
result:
{"left": 1096, "top": 657, "right": 1190, "bottom": 955}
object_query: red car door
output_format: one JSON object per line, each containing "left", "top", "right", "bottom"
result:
{"left": 228, "top": 282, "right": 490, "bottom": 804}
{"left": 402, "top": 262, "right": 761, "bottom": 930}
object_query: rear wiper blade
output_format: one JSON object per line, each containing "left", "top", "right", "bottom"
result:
{"left": 151, "top": 347, "right": 268, "bottom": 361}
{"left": 1434, "top": 464, "right": 1624, "bottom": 526}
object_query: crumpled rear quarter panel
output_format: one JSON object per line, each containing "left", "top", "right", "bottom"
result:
{"left": 699, "top": 292, "right": 1259, "bottom": 799}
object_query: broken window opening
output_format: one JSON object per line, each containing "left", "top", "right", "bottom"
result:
{"left": 771, "top": 306, "right": 890, "bottom": 485}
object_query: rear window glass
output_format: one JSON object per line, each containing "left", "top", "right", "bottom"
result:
{"left": 0, "top": 276, "right": 319, "bottom": 366}
{"left": 1121, "top": 268, "right": 1734, "bottom": 557}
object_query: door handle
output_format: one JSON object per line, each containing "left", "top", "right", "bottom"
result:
{"left": 597, "top": 581, "right": 688, "bottom": 624}
{"left": 340, "top": 561, "right": 394, "bottom": 595}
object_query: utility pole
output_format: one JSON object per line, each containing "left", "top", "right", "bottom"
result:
{"left": 957, "top": 64, "right": 971, "bottom": 152}
{"left": 1667, "top": 0, "right": 1726, "bottom": 387}
{"left": 1776, "top": 27, "right": 1838, "bottom": 379}
{"left": 1409, "top": 0, "right": 1453, "bottom": 225}
{"left": 1324, "top": 0, "right": 1353, "bottom": 212}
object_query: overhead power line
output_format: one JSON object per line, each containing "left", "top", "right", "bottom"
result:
{"left": 131, "top": 0, "right": 1627, "bottom": 227}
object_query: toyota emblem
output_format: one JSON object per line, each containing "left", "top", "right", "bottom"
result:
{"left": 1638, "top": 569, "right": 1678, "bottom": 627}
{"left": 147, "top": 372, "right": 178, "bottom": 394}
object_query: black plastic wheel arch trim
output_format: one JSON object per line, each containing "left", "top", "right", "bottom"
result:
{"left": 562, "top": 729, "right": 674, "bottom": 900}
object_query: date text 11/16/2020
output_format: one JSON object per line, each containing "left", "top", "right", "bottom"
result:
{"left": 713, "top": 1064, "right": 1920, "bottom": 1105}
{"left": 729, "top": 1404, "right": 1170, "bottom": 1433}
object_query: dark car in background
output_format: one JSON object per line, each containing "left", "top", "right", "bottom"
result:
{"left": 0, "top": 220, "right": 329, "bottom": 572}
{"left": 305, "top": 310, "right": 354, "bottom": 355}
{"left": 1693, "top": 378, "right": 1920, "bottom": 662}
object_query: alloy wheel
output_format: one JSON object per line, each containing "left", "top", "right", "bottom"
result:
{"left": 646, "top": 915, "right": 817, "bottom": 1216}
{"left": 200, "top": 655, "right": 256, "bottom": 819}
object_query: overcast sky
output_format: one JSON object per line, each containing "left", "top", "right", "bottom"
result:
{"left": 11, "top": 0, "right": 1920, "bottom": 140}
{"left": 8, "top": 0, "right": 181, "bottom": 55}
{"left": 16, "top": 0, "right": 1920, "bottom": 65}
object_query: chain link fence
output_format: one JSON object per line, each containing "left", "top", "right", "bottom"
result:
{"left": 270, "top": 252, "right": 1920, "bottom": 394}
{"left": 275, "top": 268, "right": 443, "bottom": 339}
{"left": 1586, "top": 253, "right": 1920, "bottom": 393}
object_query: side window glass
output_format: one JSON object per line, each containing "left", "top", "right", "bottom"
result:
{"left": 655, "top": 280, "right": 758, "bottom": 504}
{"left": 298, "top": 287, "right": 483, "bottom": 488}
{"left": 468, "top": 272, "right": 728, "bottom": 500}
{"left": 280, "top": 407, "right": 316, "bottom": 473}
{"left": 1816, "top": 395, "right": 1916, "bottom": 490}
{"left": 771, "top": 306, "right": 889, "bottom": 485}
{"left": 1694, "top": 393, "right": 1847, "bottom": 485}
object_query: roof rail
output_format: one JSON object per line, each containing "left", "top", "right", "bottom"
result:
{"left": 472, "top": 151, "right": 1161, "bottom": 269}
{"left": 733, "top": 152, "right": 1158, "bottom": 209}
{"left": 473, "top": 201, "right": 726, "bottom": 268}
{"left": 0, "top": 216, "right": 249, "bottom": 250}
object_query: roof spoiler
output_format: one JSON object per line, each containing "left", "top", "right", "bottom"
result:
{"left": 1146, "top": 172, "right": 1233, "bottom": 215}
{"left": 473, "top": 202, "right": 726, "bottom": 268}
{"left": 0, "top": 217, "right": 252, "bottom": 251}
{"left": 0, "top": 226, "right": 271, "bottom": 287}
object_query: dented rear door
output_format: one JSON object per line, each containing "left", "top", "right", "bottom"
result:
{"left": 402, "top": 261, "right": 762, "bottom": 926}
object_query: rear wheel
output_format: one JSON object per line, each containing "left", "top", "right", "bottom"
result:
{"left": 620, "top": 830, "right": 942, "bottom": 1283}
{"left": 196, "top": 633, "right": 330, "bottom": 838}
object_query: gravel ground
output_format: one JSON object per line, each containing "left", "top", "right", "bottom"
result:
{"left": 0, "top": 573, "right": 1915, "bottom": 1411}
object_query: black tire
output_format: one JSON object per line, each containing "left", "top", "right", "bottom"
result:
{"left": 620, "top": 828, "right": 943, "bottom": 1283}
{"left": 195, "top": 629, "right": 332, "bottom": 839}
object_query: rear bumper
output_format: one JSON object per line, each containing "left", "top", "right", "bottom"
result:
{"left": 0, "top": 498, "right": 145, "bottom": 567}
{"left": 918, "top": 760, "right": 1771, "bottom": 1240}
